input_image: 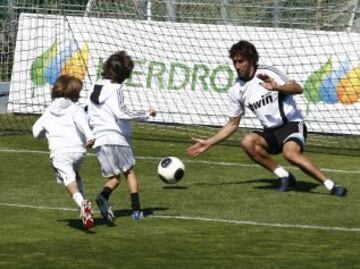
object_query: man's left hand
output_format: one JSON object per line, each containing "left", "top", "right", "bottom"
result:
{"left": 257, "top": 73, "right": 279, "bottom": 91}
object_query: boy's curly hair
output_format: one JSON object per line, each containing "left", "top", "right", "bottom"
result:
{"left": 102, "top": 51, "right": 134, "bottom": 84}
{"left": 51, "top": 75, "right": 83, "bottom": 102}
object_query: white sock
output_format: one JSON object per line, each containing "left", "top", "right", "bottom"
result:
{"left": 72, "top": 192, "right": 84, "bottom": 208}
{"left": 273, "top": 166, "right": 289, "bottom": 178}
{"left": 323, "top": 179, "right": 335, "bottom": 191}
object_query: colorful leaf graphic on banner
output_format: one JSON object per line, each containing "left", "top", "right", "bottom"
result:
{"left": 61, "top": 42, "right": 89, "bottom": 81}
{"left": 336, "top": 65, "right": 360, "bottom": 104}
{"left": 319, "top": 59, "right": 350, "bottom": 104}
{"left": 30, "top": 41, "right": 57, "bottom": 86}
{"left": 44, "top": 46, "right": 74, "bottom": 85}
{"left": 304, "top": 58, "right": 332, "bottom": 103}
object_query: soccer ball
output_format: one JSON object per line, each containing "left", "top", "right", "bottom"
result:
{"left": 158, "top": 157, "right": 185, "bottom": 184}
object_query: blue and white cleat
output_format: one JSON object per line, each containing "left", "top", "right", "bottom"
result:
{"left": 277, "top": 173, "right": 296, "bottom": 192}
{"left": 330, "top": 185, "right": 348, "bottom": 197}
{"left": 131, "top": 210, "right": 144, "bottom": 221}
{"left": 96, "top": 195, "right": 115, "bottom": 222}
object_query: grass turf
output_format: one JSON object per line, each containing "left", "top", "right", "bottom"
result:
{"left": 0, "top": 129, "right": 360, "bottom": 269}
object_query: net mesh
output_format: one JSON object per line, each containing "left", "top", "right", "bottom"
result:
{"left": 1, "top": 0, "right": 360, "bottom": 153}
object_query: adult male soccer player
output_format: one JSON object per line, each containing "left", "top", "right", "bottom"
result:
{"left": 187, "top": 40, "right": 347, "bottom": 196}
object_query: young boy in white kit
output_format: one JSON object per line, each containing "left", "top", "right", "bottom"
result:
{"left": 33, "top": 75, "right": 95, "bottom": 229}
{"left": 88, "top": 51, "right": 156, "bottom": 222}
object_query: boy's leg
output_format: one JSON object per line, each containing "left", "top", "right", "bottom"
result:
{"left": 66, "top": 181, "right": 83, "bottom": 206}
{"left": 75, "top": 173, "right": 84, "bottom": 195}
{"left": 124, "top": 168, "right": 143, "bottom": 221}
{"left": 52, "top": 154, "right": 93, "bottom": 228}
{"left": 94, "top": 145, "right": 122, "bottom": 222}
{"left": 96, "top": 176, "right": 119, "bottom": 222}
{"left": 65, "top": 181, "right": 94, "bottom": 229}
{"left": 73, "top": 155, "right": 85, "bottom": 195}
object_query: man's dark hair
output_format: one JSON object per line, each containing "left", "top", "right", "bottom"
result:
{"left": 229, "top": 40, "right": 259, "bottom": 65}
{"left": 102, "top": 51, "right": 134, "bottom": 84}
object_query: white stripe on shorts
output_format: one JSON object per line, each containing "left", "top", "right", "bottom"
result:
{"left": 284, "top": 121, "right": 305, "bottom": 146}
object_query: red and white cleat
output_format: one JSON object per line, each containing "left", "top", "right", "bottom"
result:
{"left": 80, "top": 200, "right": 94, "bottom": 229}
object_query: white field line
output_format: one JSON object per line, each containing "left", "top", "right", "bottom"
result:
{"left": 0, "top": 148, "right": 360, "bottom": 174}
{"left": 0, "top": 202, "right": 359, "bottom": 232}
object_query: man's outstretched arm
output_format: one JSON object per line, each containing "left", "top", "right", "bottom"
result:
{"left": 186, "top": 117, "right": 240, "bottom": 156}
{"left": 257, "top": 73, "right": 303, "bottom": 95}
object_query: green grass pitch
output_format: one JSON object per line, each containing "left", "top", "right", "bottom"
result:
{"left": 0, "top": 126, "right": 360, "bottom": 269}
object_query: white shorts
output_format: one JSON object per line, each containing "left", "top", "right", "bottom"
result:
{"left": 95, "top": 145, "right": 136, "bottom": 178}
{"left": 51, "top": 152, "right": 85, "bottom": 186}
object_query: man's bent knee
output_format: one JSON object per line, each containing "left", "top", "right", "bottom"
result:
{"left": 282, "top": 150, "right": 301, "bottom": 163}
{"left": 283, "top": 141, "right": 303, "bottom": 163}
{"left": 241, "top": 135, "right": 255, "bottom": 151}
{"left": 241, "top": 133, "right": 265, "bottom": 155}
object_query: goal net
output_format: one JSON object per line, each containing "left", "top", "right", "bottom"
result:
{"left": 2, "top": 0, "right": 360, "bottom": 152}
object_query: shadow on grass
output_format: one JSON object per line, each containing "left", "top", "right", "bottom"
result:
{"left": 162, "top": 185, "right": 189, "bottom": 190}
{"left": 250, "top": 178, "right": 320, "bottom": 194}
{"left": 57, "top": 218, "right": 97, "bottom": 233}
{"left": 112, "top": 207, "right": 169, "bottom": 218}
{"left": 193, "top": 181, "right": 247, "bottom": 186}
{"left": 58, "top": 207, "right": 169, "bottom": 232}
{"left": 193, "top": 178, "right": 322, "bottom": 194}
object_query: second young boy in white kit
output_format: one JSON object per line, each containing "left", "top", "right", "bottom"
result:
{"left": 88, "top": 51, "right": 156, "bottom": 222}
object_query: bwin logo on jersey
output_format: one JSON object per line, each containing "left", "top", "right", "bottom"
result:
{"left": 248, "top": 95, "right": 274, "bottom": 112}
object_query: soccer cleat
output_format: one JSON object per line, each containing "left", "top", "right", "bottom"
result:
{"left": 96, "top": 195, "right": 115, "bottom": 222}
{"left": 131, "top": 210, "right": 144, "bottom": 221}
{"left": 80, "top": 200, "right": 94, "bottom": 229}
{"left": 277, "top": 172, "right": 296, "bottom": 192}
{"left": 330, "top": 185, "right": 348, "bottom": 197}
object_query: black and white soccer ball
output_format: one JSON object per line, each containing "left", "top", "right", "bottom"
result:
{"left": 158, "top": 157, "right": 185, "bottom": 184}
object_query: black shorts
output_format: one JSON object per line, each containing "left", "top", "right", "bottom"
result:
{"left": 253, "top": 121, "right": 307, "bottom": 155}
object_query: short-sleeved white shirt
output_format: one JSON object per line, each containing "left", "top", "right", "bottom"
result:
{"left": 228, "top": 65, "right": 303, "bottom": 128}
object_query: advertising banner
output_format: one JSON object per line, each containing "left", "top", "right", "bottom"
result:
{"left": 10, "top": 13, "right": 360, "bottom": 134}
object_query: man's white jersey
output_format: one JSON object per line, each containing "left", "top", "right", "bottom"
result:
{"left": 227, "top": 65, "right": 303, "bottom": 128}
